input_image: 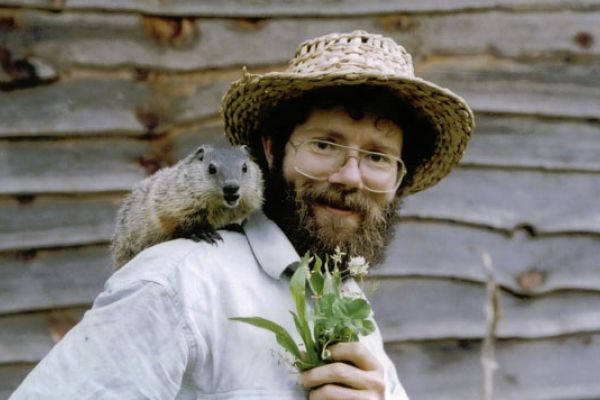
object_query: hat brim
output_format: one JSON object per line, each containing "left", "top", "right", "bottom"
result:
{"left": 221, "top": 71, "right": 474, "bottom": 195}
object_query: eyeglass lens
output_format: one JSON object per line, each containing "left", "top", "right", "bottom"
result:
{"left": 293, "top": 140, "right": 404, "bottom": 192}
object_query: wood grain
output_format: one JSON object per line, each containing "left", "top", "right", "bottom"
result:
{"left": 0, "top": 10, "right": 597, "bottom": 75}
{"left": 0, "top": 246, "right": 111, "bottom": 313}
{"left": 387, "top": 334, "right": 600, "bottom": 400}
{"left": 378, "top": 221, "right": 600, "bottom": 294}
{"left": 403, "top": 169, "right": 600, "bottom": 234}
{"left": 1, "top": 0, "right": 599, "bottom": 15}
{"left": 368, "top": 278, "right": 600, "bottom": 341}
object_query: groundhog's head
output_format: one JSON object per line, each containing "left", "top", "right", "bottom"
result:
{"left": 186, "top": 144, "right": 263, "bottom": 209}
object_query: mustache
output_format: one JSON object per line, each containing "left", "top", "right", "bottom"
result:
{"left": 301, "top": 187, "right": 371, "bottom": 214}
{"left": 296, "top": 184, "right": 384, "bottom": 220}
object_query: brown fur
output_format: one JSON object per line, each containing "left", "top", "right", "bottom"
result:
{"left": 111, "top": 145, "right": 263, "bottom": 270}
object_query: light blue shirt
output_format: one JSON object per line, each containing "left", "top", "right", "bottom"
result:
{"left": 10, "top": 212, "right": 408, "bottom": 399}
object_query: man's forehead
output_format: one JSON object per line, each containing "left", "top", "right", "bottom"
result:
{"left": 297, "top": 108, "right": 403, "bottom": 150}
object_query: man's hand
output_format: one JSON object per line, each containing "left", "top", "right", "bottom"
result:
{"left": 298, "top": 342, "right": 385, "bottom": 400}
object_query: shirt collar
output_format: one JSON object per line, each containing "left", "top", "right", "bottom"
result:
{"left": 242, "top": 211, "right": 300, "bottom": 280}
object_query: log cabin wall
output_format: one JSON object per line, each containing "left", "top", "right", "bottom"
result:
{"left": 1, "top": 1, "right": 599, "bottom": 398}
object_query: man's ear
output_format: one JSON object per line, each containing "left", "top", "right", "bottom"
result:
{"left": 261, "top": 136, "right": 274, "bottom": 169}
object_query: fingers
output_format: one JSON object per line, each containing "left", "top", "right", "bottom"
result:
{"left": 328, "top": 342, "right": 381, "bottom": 372}
{"left": 298, "top": 342, "right": 385, "bottom": 398}
{"left": 299, "top": 361, "right": 383, "bottom": 391}
{"left": 307, "top": 383, "right": 372, "bottom": 400}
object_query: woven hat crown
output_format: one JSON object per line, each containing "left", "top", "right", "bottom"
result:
{"left": 221, "top": 30, "right": 474, "bottom": 195}
{"left": 289, "top": 31, "right": 415, "bottom": 77}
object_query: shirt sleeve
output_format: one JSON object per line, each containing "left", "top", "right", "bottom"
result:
{"left": 9, "top": 280, "right": 195, "bottom": 400}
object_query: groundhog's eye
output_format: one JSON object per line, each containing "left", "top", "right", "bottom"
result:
{"left": 241, "top": 163, "right": 248, "bottom": 173}
{"left": 208, "top": 164, "right": 217, "bottom": 175}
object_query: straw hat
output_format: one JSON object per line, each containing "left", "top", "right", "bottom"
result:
{"left": 221, "top": 30, "right": 474, "bottom": 195}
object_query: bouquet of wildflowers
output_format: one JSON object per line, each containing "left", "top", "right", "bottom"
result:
{"left": 231, "top": 247, "right": 374, "bottom": 371}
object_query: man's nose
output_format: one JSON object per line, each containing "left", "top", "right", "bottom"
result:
{"left": 328, "top": 156, "right": 363, "bottom": 189}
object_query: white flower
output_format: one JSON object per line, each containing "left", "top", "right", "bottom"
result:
{"left": 330, "top": 246, "right": 345, "bottom": 268}
{"left": 348, "top": 256, "right": 369, "bottom": 278}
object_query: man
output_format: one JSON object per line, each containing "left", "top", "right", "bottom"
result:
{"left": 11, "top": 31, "right": 473, "bottom": 399}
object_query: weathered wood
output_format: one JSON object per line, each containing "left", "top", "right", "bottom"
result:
{"left": 1, "top": 0, "right": 599, "bottom": 15}
{"left": 0, "top": 137, "right": 150, "bottom": 194}
{"left": 0, "top": 246, "right": 110, "bottom": 313}
{"left": 464, "top": 115, "right": 600, "bottom": 171}
{"left": 0, "top": 60, "right": 600, "bottom": 141}
{"left": 419, "top": 58, "right": 600, "bottom": 119}
{"left": 0, "top": 125, "right": 231, "bottom": 194}
{"left": 1, "top": 62, "right": 597, "bottom": 139}
{"left": 0, "top": 195, "right": 120, "bottom": 251}
{"left": 1, "top": 10, "right": 598, "bottom": 76}
{"left": 403, "top": 169, "right": 600, "bottom": 234}
{"left": 0, "top": 78, "right": 149, "bottom": 136}
{"left": 0, "top": 364, "right": 35, "bottom": 400}
{"left": 0, "top": 246, "right": 111, "bottom": 313}
{"left": 387, "top": 334, "right": 600, "bottom": 400}
{"left": 368, "top": 278, "right": 600, "bottom": 341}
{"left": 0, "top": 308, "right": 87, "bottom": 363}
{"left": 380, "top": 221, "right": 600, "bottom": 294}
{"left": 0, "top": 314, "right": 52, "bottom": 364}
{"left": 169, "top": 124, "right": 232, "bottom": 159}
{"left": 0, "top": 77, "right": 228, "bottom": 137}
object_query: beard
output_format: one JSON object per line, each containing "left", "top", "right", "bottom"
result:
{"left": 262, "top": 166, "right": 401, "bottom": 270}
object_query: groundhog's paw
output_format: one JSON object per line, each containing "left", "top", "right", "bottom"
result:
{"left": 190, "top": 230, "right": 223, "bottom": 245}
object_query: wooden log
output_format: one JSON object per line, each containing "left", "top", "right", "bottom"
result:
{"left": 387, "top": 334, "right": 600, "bottom": 400}
{"left": 0, "top": 195, "right": 121, "bottom": 251}
{"left": 464, "top": 115, "right": 600, "bottom": 171}
{"left": 0, "top": 125, "right": 231, "bottom": 195}
{"left": 418, "top": 57, "right": 600, "bottom": 119}
{"left": 0, "top": 77, "right": 228, "bottom": 137}
{"left": 0, "top": 10, "right": 598, "bottom": 75}
{"left": 0, "top": 364, "right": 35, "bottom": 400}
{"left": 378, "top": 221, "right": 600, "bottom": 294}
{"left": 0, "top": 246, "right": 111, "bottom": 313}
{"left": 0, "top": 308, "right": 87, "bottom": 363}
{"left": 0, "top": 0, "right": 598, "bottom": 16}
{"left": 403, "top": 169, "right": 600, "bottom": 234}
{"left": 0, "top": 78, "right": 148, "bottom": 136}
{"left": 0, "top": 137, "right": 151, "bottom": 194}
{"left": 368, "top": 278, "right": 600, "bottom": 341}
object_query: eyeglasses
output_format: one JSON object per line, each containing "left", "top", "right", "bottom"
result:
{"left": 288, "top": 139, "right": 406, "bottom": 193}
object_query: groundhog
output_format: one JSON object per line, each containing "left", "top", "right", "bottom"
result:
{"left": 111, "top": 144, "right": 264, "bottom": 270}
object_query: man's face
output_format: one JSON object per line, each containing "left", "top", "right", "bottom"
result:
{"left": 262, "top": 107, "right": 404, "bottom": 267}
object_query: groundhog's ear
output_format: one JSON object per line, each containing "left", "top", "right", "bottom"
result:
{"left": 193, "top": 146, "right": 205, "bottom": 161}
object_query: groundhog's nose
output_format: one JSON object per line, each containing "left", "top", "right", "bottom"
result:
{"left": 223, "top": 184, "right": 240, "bottom": 206}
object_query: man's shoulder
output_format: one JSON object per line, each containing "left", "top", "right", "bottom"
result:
{"left": 106, "top": 230, "right": 253, "bottom": 291}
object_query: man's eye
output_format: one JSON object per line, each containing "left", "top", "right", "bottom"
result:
{"left": 310, "top": 141, "right": 334, "bottom": 152}
{"left": 367, "top": 153, "right": 387, "bottom": 163}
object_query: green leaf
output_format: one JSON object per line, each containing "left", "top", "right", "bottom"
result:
{"left": 345, "top": 298, "right": 371, "bottom": 320}
{"left": 291, "top": 311, "right": 319, "bottom": 366}
{"left": 230, "top": 317, "right": 302, "bottom": 360}
{"left": 309, "top": 261, "right": 325, "bottom": 297}
{"left": 360, "top": 319, "right": 376, "bottom": 336}
{"left": 290, "top": 259, "right": 309, "bottom": 322}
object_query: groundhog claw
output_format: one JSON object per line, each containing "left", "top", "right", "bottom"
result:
{"left": 191, "top": 230, "right": 223, "bottom": 245}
